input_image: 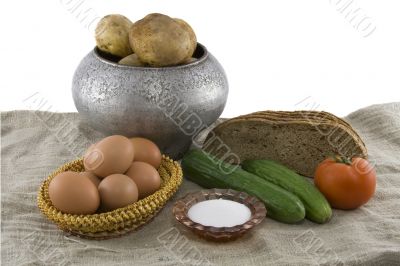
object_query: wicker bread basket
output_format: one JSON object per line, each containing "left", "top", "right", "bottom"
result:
{"left": 37, "top": 155, "right": 183, "bottom": 239}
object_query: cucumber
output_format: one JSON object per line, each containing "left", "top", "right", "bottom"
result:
{"left": 242, "top": 160, "right": 332, "bottom": 224}
{"left": 181, "top": 149, "right": 305, "bottom": 224}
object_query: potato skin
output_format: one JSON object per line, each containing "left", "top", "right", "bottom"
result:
{"left": 95, "top": 14, "right": 133, "bottom": 57}
{"left": 174, "top": 18, "right": 197, "bottom": 61}
{"left": 118, "top": 54, "right": 146, "bottom": 66}
{"left": 129, "top": 13, "right": 193, "bottom": 67}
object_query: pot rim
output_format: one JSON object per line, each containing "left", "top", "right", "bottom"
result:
{"left": 93, "top": 42, "right": 209, "bottom": 70}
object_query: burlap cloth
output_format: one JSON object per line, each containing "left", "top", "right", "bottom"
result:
{"left": 1, "top": 103, "right": 400, "bottom": 266}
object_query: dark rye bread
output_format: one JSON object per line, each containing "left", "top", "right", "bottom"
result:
{"left": 241, "top": 111, "right": 367, "bottom": 149}
{"left": 237, "top": 110, "right": 357, "bottom": 131}
{"left": 203, "top": 111, "right": 367, "bottom": 177}
{"left": 211, "top": 110, "right": 367, "bottom": 151}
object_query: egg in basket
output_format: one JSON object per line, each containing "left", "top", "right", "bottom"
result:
{"left": 37, "top": 135, "right": 183, "bottom": 239}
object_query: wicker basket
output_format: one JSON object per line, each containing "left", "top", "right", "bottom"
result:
{"left": 37, "top": 155, "right": 183, "bottom": 240}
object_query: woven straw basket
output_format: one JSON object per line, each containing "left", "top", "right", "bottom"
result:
{"left": 37, "top": 155, "right": 183, "bottom": 240}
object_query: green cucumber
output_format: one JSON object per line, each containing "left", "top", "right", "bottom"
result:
{"left": 242, "top": 160, "right": 332, "bottom": 224}
{"left": 181, "top": 149, "right": 305, "bottom": 224}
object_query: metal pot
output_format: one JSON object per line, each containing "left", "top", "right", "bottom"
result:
{"left": 72, "top": 43, "right": 228, "bottom": 159}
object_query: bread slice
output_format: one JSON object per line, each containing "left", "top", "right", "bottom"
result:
{"left": 203, "top": 111, "right": 367, "bottom": 177}
{"left": 214, "top": 110, "right": 366, "bottom": 149}
{"left": 235, "top": 110, "right": 355, "bottom": 130}
{"left": 211, "top": 110, "right": 367, "bottom": 153}
{"left": 241, "top": 111, "right": 366, "bottom": 149}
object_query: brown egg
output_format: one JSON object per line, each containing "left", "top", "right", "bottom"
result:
{"left": 84, "top": 135, "right": 134, "bottom": 178}
{"left": 49, "top": 171, "right": 100, "bottom": 214}
{"left": 98, "top": 174, "right": 138, "bottom": 211}
{"left": 125, "top": 162, "right": 161, "bottom": 199}
{"left": 84, "top": 143, "right": 96, "bottom": 158}
{"left": 130, "top": 137, "right": 161, "bottom": 168}
{"left": 80, "top": 171, "right": 101, "bottom": 187}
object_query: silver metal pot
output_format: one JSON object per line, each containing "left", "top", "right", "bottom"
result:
{"left": 72, "top": 43, "right": 228, "bottom": 159}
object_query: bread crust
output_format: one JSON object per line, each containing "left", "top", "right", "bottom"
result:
{"left": 204, "top": 111, "right": 367, "bottom": 177}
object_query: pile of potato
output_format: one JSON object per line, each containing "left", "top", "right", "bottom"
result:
{"left": 95, "top": 13, "right": 197, "bottom": 67}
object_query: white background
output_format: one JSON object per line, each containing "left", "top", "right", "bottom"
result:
{"left": 1, "top": 0, "right": 399, "bottom": 117}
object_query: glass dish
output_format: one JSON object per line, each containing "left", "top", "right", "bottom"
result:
{"left": 173, "top": 188, "right": 266, "bottom": 241}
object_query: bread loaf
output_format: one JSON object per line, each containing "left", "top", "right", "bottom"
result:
{"left": 203, "top": 111, "right": 367, "bottom": 177}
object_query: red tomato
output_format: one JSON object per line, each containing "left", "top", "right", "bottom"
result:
{"left": 314, "top": 156, "right": 376, "bottom": 210}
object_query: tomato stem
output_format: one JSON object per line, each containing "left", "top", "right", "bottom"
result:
{"left": 332, "top": 155, "right": 352, "bottom": 165}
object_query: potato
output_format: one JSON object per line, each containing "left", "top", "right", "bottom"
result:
{"left": 95, "top": 14, "right": 133, "bottom": 57}
{"left": 129, "top": 13, "right": 194, "bottom": 67}
{"left": 174, "top": 18, "right": 197, "bottom": 60}
{"left": 118, "top": 54, "right": 146, "bottom": 67}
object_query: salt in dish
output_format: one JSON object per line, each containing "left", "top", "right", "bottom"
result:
{"left": 173, "top": 188, "right": 267, "bottom": 241}
{"left": 188, "top": 199, "right": 251, "bottom": 227}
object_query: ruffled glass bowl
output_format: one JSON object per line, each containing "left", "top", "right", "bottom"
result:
{"left": 173, "top": 188, "right": 266, "bottom": 241}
